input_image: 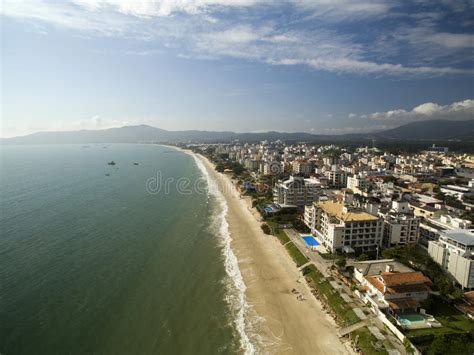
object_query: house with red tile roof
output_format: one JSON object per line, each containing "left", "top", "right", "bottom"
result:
{"left": 363, "top": 270, "right": 432, "bottom": 314}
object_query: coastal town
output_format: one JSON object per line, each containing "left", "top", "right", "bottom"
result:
{"left": 185, "top": 141, "right": 474, "bottom": 355}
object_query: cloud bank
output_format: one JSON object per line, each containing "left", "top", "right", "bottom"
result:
{"left": 368, "top": 99, "right": 474, "bottom": 122}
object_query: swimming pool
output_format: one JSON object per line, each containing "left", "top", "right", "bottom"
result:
{"left": 398, "top": 314, "right": 427, "bottom": 327}
{"left": 302, "top": 235, "right": 320, "bottom": 246}
{"left": 398, "top": 313, "right": 440, "bottom": 330}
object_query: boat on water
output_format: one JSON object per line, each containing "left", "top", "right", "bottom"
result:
{"left": 108, "top": 161, "right": 116, "bottom": 166}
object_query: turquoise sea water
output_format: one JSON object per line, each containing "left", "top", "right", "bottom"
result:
{"left": 0, "top": 144, "right": 240, "bottom": 354}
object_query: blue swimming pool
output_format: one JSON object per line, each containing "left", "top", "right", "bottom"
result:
{"left": 302, "top": 236, "right": 320, "bottom": 246}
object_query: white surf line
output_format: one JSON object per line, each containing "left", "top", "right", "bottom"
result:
{"left": 190, "top": 152, "right": 256, "bottom": 355}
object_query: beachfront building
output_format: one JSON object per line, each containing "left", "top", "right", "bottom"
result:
{"left": 353, "top": 259, "right": 414, "bottom": 285}
{"left": 363, "top": 270, "right": 432, "bottom": 314}
{"left": 273, "top": 175, "right": 321, "bottom": 208}
{"left": 428, "top": 229, "right": 474, "bottom": 290}
{"left": 381, "top": 201, "right": 420, "bottom": 247}
{"left": 310, "top": 200, "right": 383, "bottom": 253}
{"left": 304, "top": 205, "right": 314, "bottom": 229}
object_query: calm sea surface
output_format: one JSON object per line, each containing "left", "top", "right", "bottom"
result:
{"left": 0, "top": 144, "right": 240, "bottom": 354}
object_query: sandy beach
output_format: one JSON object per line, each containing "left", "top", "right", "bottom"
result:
{"left": 192, "top": 152, "right": 351, "bottom": 354}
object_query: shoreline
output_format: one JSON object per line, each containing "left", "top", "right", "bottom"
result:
{"left": 182, "top": 147, "right": 351, "bottom": 354}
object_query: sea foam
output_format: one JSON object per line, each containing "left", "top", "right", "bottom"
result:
{"left": 191, "top": 153, "right": 256, "bottom": 355}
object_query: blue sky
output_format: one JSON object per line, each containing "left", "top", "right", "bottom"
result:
{"left": 1, "top": 0, "right": 473, "bottom": 137}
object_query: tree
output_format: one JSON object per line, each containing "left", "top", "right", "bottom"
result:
{"left": 292, "top": 219, "right": 310, "bottom": 233}
{"left": 356, "top": 253, "right": 368, "bottom": 261}
{"left": 427, "top": 334, "right": 471, "bottom": 355}
{"left": 336, "top": 257, "right": 347, "bottom": 269}
{"left": 216, "top": 163, "right": 225, "bottom": 172}
{"left": 428, "top": 335, "right": 449, "bottom": 355}
{"left": 230, "top": 162, "right": 245, "bottom": 176}
{"left": 261, "top": 224, "right": 271, "bottom": 235}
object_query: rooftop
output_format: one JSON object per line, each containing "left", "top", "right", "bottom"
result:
{"left": 380, "top": 271, "right": 432, "bottom": 287}
{"left": 315, "top": 200, "right": 379, "bottom": 222}
{"left": 442, "top": 229, "right": 474, "bottom": 246}
{"left": 409, "top": 200, "right": 438, "bottom": 212}
{"left": 387, "top": 298, "right": 420, "bottom": 310}
{"left": 414, "top": 194, "right": 442, "bottom": 205}
{"left": 353, "top": 259, "right": 413, "bottom": 276}
{"left": 366, "top": 271, "right": 432, "bottom": 296}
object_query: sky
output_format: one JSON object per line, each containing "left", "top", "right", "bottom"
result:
{"left": 1, "top": 0, "right": 473, "bottom": 138}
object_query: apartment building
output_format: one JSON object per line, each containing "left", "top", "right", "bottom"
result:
{"left": 428, "top": 229, "right": 474, "bottom": 290}
{"left": 381, "top": 201, "right": 420, "bottom": 247}
{"left": 441, "top": 183, "right": 473, "bottom": 201}
{"left": 262, "top": 161, "right": 283, "bottom": 176}
{"left": 273, "top": 176, "right": 321, "bottom": 208}
{"left": 311, "top": 200, "right": 383, "bottom": 253}
{"left": 324, "top": 170, "right": 347, "bottom": 188}
{"left": 244, "top": 159, "right": 261, "bottom": 172}
{"left": 323, "top": 156, "right": 339, "bottom": 166}
{"left": 347, "top": 173, "right": 369, "bottom": 194}
{"left": 304, "top": 205, "right": 314, "bottom": 229}
{"left": 292, "top": 160, "right": 314, "bottom": 175}
{"left": 419, "top": 214, "right": 472, "bottom": 245}
{"left": 409, "top": 200, "right": 443, "bottom": 219}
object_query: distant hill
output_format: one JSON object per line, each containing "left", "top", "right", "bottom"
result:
{"left": 2, "top": 120, "right": 474, "bottom": 144}
{"left": 374, "top": 119, "right": 474, "bottom": 140}
{"left": 0, "top": 125, "right": 234, "bottom": 144}
{"left": 0, "top": 125, "right": 330, "bottom": 144}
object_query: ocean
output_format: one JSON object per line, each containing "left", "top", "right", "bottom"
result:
{"left": 0, "top": 144, "right": 249, "bottom": 354}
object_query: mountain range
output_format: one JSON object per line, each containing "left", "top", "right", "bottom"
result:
{"left": 2, "top": 119, "right": 474, "bottom": 144}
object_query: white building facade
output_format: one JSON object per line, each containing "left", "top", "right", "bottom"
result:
{"left": 428, "top": 229, "right": 474, "bottom": 289}
{"left": 311, "top": 200, "right": 383, "bottom": 253}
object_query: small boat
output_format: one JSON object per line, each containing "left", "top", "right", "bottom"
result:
{"left": 108, "top": 161, "right": 116, "bottom": 166}
{"left": 133, "top": 162, "right": 139, "bottom": 165}
{"left": 105, "top": 173, "right": 110, "bottom": 176}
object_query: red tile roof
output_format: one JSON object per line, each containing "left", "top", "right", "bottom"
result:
{"left": 380, "top": 271, "right": 432, "bottom": 286}
{"left": 388, "top": 298, "right": 420, "bottom": 310}
{"left": 365, "top": 271, "right": 432, "bottom": 295}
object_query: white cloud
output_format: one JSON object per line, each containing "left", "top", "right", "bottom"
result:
{"left": 72, "top": 0, "right": 261, "bottom": 17}
{"left": 430, "top": 32, "right": 474, "bottom": 49}
{"left": 2, "top": 0, "right": 473, "bottom": 77}
{"left": 49, "top": 115, "right": 132, "bottom": 131}
{"left": 368, "top": 99, "right": 474, "bottom": 122}
{"left": 295, "top": 0, "right": 393, "bottom": 21}
{"left": 385, "top": 19, "right": 474, "bottom": 67}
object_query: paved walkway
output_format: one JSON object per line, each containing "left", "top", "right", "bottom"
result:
{"left": 353, "top": 307, "right": 368, "bottom": 320}
{"left": 339, "top": 320, "right": 368, "bottom": 337}
{"left": 298, "top": 261, "right": 312, "bottom": 271}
